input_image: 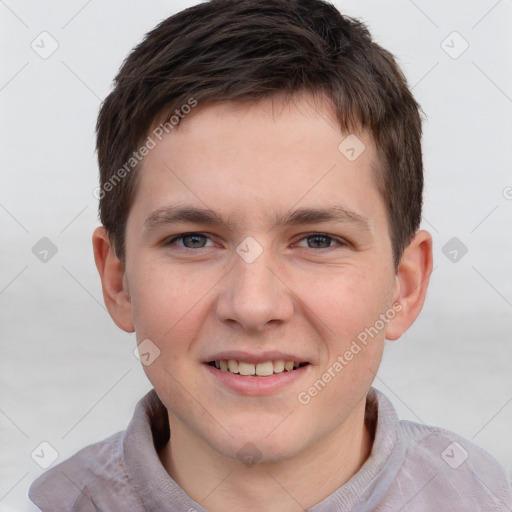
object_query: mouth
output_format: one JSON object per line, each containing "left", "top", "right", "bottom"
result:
{"left": 206, "top": 359, "right": 310, "bottom": 377}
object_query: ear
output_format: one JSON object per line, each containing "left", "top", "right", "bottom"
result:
{"left": 92, "top": 226, "right": 135, "bottom": 332}
{"left": 385, "top": 230, "right": 433, "bottom": 340}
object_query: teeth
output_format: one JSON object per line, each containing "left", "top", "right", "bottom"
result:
{"left": 273, "top": 360, "right": 285, "bottom": 373}
{"left": 256, "top": 361, "right": 273, "bottom": 376}
{"left": 238, "top": 361, "right": 255, "bottom": 376}
{"left": 212, "top": 359, "right": 304, "bottom": 376}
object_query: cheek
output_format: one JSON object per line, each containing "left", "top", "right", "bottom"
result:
{"left": 295, "top": 265, "right": 393, "bottom": 408}
{"left": 128, "top": 257, "right": 213, "bottom": 340}
{"left": 296, "top": 264, "right": 394, "bottom": 339}
{"left": 296, "top": 272, "right": 389, "bottom": 420}
{"left": 129, "top": 263, "right": 211, "bottom": 413}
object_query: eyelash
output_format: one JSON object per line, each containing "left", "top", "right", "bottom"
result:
{"left": 165, "top": 232, "right": 349, "bottom": 251}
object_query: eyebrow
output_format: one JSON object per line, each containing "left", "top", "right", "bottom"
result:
{"left": 143, "top": 205, "right": 371, "bottom": 233}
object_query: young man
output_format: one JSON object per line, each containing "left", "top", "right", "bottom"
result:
{"left": 29, "top": 0, "right": 512, "bottom": 510}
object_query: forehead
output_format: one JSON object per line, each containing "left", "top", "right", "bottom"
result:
{"left": 130, "top": 93, "right": 385, "bottom": 231}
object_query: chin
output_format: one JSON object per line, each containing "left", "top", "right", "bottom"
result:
{"left": 208, "top": 423, "right": 309, "bottom": 466}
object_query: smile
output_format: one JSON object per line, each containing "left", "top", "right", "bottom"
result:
{"left": 208, "top": 359, "right": 309, "bottom": 377}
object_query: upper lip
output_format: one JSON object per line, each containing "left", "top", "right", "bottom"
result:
{"left": 204, "top": 351, "right": 309, "bottom": 365}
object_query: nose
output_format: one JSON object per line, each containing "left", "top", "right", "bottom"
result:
{"left": 215, "top": 243, "right": 294, "bottom": 333}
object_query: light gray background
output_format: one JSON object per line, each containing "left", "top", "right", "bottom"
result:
{"left": 1, "top": 0, "right": 511, "bottom": 510}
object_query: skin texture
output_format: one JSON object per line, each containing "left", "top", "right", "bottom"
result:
{"left": 93, "top": 93, "right": 433, "bottom": 511}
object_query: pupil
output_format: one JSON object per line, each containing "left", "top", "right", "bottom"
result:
{"left": 185, "top": 234, "right": 205, "bottom": 248}
{"left": 310, "top": 235, "right": 329, "bottom": 248}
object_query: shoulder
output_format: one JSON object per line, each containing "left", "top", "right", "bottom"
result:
{"left": 397, "top": 418, "right": 507, "bottom": 474}
{"left": 392, "top": 419, "right": 512, "bottom": 510}
{"left": 28, "top": 431, "right": 141, "bottom": 512}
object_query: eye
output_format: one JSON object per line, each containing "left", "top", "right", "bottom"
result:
{"left": 295, "top": 233, "right": 347, "bottom": 249}
{"left": 165, "top": 232, "right": 349, "bottom": 251}
{"left": 166, "top": 233, "right": 214, "bottom": 249}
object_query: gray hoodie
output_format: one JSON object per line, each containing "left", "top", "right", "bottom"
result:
{"left": 28, "top": 387, "right": 512, "bottom": 511}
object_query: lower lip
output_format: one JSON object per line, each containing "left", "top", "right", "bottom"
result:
{"left": 203, "top": 363, "right": 310, "bottom": 396}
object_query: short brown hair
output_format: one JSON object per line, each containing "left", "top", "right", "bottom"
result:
{"left": 96, "top": 0, "right": 423, "bottom": 268}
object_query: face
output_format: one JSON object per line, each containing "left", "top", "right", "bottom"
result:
{"left": 120, "top": 93, "right": 402, "bottom": 462}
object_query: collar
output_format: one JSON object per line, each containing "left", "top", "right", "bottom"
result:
{"left": 123, "top": 386, "right": 403, "bottom": 512}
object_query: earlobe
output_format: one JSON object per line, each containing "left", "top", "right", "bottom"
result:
{"left": 385, "top": 230, "right": 433, "bottom": 340}
{"left": 92, "top": 227, "right": 135, "bottom": 333}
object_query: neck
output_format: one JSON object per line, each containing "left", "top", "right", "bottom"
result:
{"left": 159, "top": 398, "right": 374, "bottom": 512}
